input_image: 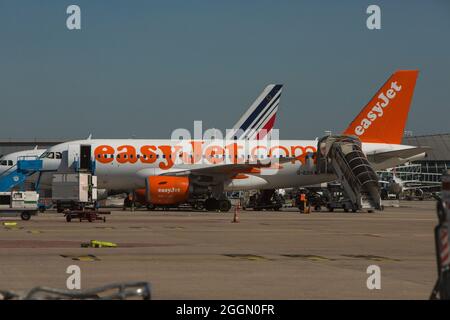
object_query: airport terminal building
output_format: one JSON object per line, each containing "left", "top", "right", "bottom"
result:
{"left": 402, "top": 133, "right": 450, "bottom": 174}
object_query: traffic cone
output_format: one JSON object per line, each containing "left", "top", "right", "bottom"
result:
{"left": 232, "top": 204, "right": 240, "bottom": 223}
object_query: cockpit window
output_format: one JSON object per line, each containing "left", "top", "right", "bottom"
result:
{"left": 55, "top": 152, "right": 62, "bottom": 159}
{"left": 39, "top": 152, "right": 55, "bottom": 159}
{"left": 39, "top": 152, "right": 48, "bottom": 159}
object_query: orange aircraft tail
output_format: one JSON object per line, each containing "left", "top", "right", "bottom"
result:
{"left": 343, "top": 70, "right": 419, "bottom": 144}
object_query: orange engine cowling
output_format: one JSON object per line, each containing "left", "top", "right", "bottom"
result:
{"left": 140, "top": 176, "right": 190, "bottom": 205}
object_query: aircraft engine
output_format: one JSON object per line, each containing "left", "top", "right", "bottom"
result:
{"left": 140, "top": 176, "right": 191, "bottom": 205}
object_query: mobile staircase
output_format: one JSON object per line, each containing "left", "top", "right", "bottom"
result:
{"left": 0, "top": 157, "right": 43, "bottom": 192}
{"left": 317, "top": 135, "right": 382, "bottom": 212}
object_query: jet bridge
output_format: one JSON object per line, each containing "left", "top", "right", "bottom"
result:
{"left": 316, "top": 135, "right": 382, "bottom": 212}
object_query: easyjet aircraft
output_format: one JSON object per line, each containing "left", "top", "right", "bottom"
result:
{"left": 39, "top": 70, "right": 426, "bottom": 211}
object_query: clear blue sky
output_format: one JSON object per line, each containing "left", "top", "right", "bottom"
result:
{"left": 0, "top": 0, "right": 449, "bottom": 139}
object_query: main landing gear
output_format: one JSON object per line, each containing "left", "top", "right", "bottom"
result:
{"left": 204, "top": 198, "right": 232, "bottom": 212}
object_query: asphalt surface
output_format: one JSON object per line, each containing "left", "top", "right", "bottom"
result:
{"left": 0, "top": 201, "right": 438, "bottom": 299}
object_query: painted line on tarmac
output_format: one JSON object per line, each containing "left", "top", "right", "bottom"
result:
{"left": 341, "top": 254, "right": 401, "bottom": 262}
{"left": 281, "top": 254, "right": 334, "bottom": 262}
{"left": 164, "top": 226, "right": 185, "bottom": 230}
{"left": 27, "top": 230, "right": 43, "bottom": 234}
{"left": 95, "top": 226, "right": 115, "bottom": 230}
{"left": 60, "top": 254, "right": 101, "bottom": 262}
{"left": 223, "top": 254, "right": 270, "bottom": 261}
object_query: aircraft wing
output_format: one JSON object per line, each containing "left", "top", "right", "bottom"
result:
{"left": 366, "top": 147, "right": 431, "bottom": 164}
{"left": 161, "top": 157, "right": 295, "bottom": 177}
{"left": 402, "top": 184, "right": 441, "bottom": 191}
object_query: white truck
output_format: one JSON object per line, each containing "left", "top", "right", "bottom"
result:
{"left": 0, "top": 191, "right": 39, "bottom": 220}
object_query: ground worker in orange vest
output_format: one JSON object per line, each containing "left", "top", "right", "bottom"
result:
{"left": 299, "top": 193, "right": 306, "bottom": 213}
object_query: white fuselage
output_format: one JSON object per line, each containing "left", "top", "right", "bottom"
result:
{"left": 36, "top": 139, "right": 423, "bottom": 192}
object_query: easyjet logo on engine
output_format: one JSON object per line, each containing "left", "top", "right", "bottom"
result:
{"left": 158, "top": 187, "right": 181, "bottom": 193}
{"left": 354, "top": 81, "right": 402, "bottom": 136}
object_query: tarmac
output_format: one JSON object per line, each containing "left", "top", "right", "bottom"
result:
{"left": 0, "top": 201, "right": 439, "bottom": 299}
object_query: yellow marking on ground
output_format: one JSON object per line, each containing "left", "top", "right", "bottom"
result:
{"left": 4, "top": 226, "right": 23, "bottom": 231}
{"left": 28, "top": 230, "right": 43, "bottom": 234}
{"left": 80, "top": 240, "right": 118, "bottom": 248}
{"left": 282, "top": 254, "right": 333, "bottom": 262}
{"left": 60, "top": 254, "right": 100, "bottom": 262}
{"left": 224, "top": 254, "right": 268, "bottom": 261}
{"left": 342, "top": 254, "right": 400, "bottom": 262}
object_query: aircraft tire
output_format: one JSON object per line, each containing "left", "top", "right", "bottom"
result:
{"left": 194, "top": 201, "right": 204, "bottom": 211}
{"left": 21, "top": 212, "right": 31, "bottom": 221}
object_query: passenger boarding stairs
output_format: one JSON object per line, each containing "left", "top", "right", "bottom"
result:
{"left": 0, "top": 157, "right": 43, "bottom": 192}
{"left": 317, "top": 135, "right": 382, "bottom": 211}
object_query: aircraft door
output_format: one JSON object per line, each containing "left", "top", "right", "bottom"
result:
{"left": 80, "top": 145, "right": 92, "bottom": 171}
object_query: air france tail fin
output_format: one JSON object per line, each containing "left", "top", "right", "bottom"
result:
{"left": 227, "top": 84, "right": 283, "bottom": 140}
{"left": 343, "top": 70, "right": 419, "bottom": 144}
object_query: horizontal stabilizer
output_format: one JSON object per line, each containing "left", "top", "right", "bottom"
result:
{"left": 366, "top": 146, "right": 430, "bottom": 164}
